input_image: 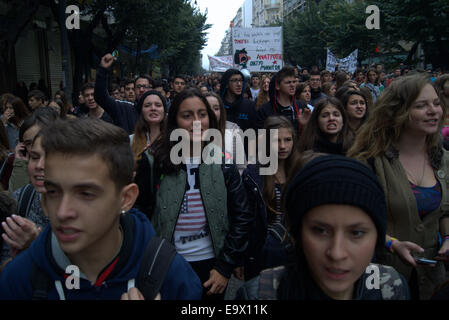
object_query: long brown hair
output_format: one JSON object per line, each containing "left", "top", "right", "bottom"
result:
{"left": 348, "top": 73, "right": 445, "bottom": 162}
{"left": 153, "top": 88, "right": 218, "bottom": 175}
{"left": 256, "top": 75, "right": 270, "bottom": 109}
{"left": 131, "top": 91, "right": 166, "bottom": 163}
{"left": 263, "top": 116, "right": 301, "bottom": 223}
{"left": 299, "top": 97, "right": 352, "bottom": 153}
{"left": 10, "top": 96, "right": 30, "bottom": 127}
{"left": 204, "top": 92, "right": 226, "bottom": 145}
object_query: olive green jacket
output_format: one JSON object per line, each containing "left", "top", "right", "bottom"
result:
{"left": 151, "top": 163, "right": 252, "bottom": 278}
{"left": 373, "top": 148, "right": 449, "bottom": 300}
{"left": 8, "top": 158, "right": 29, "bottom": 193}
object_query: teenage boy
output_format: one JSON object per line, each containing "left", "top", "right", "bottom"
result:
{"left": 249, "top": 74, "right": 260, "bottom": 101}
{"left": 219, "top": 69, "right": 257, "bottom": 131}
{"left": 256, "top": 66, "right": 310, "bottom": 135}
{"left": 28, "top": 90, "right": 46, "bottom": 110}
{"left": 309, "top": 70, "right": 326, "bottom": 106}
{"left": 0, "top": 118, "right": 202, "bottom": 300}
{"left": 80, "top": 83, "right": 114, "bottom": 124}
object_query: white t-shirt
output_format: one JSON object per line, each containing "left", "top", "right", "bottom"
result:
{"left": 250, "top": 87, "right": 260, "bottom": 101}
{"left": 173, "top": 162, "right": 215, "bottom": 262}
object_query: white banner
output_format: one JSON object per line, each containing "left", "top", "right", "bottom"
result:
{"left": 208, "top": 55, "right": 233, "bottom": 72}
{"left": 326, "top": 49, "right": 358, "bottom": 74}
{"left": 232, "top": 27, "right": 283, "bottom": 73}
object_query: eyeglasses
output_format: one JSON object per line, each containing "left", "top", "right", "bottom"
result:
{"left": 230, "top": 79, "right": 243, "bottom": 84}
{"left": 136, "top": 85, "right": 151, "bottom": 89}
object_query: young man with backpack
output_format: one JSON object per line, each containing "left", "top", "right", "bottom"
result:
{"left": 0, "top": 118, "right": 202, "bottom": 300}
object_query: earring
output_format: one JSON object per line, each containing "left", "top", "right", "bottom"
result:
{"left": 121, "top": 210, "right": 126, "bottom": 215}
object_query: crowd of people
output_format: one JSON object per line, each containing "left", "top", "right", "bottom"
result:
{"left": 0, "top": 53, "right": 448, "bottom": 301}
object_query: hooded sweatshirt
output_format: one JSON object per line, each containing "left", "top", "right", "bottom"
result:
{"left": 256, "top": 75, "right": 308, "bottom": 134}
{"left": 219, "top": 69, "right": 257, "bottom": 131}
{"left": 0, "top": 209, "right": 202, "bottom": 300}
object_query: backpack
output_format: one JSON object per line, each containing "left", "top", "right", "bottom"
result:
{"left": 17, "top": 184, "right": 36, "bottom": 218}
{"left": 31, "top": 236, "right": 177, "bottom": 300}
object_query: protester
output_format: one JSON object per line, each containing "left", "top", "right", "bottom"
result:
{"left": 360, "top": 69, "right": 384, "bottom": 103}
{"left": 219, "top": 69, "right": 257, "bottom": 131}
{"left": 249, "top": 74, "right": 261, "bottom": 101}
{"left": 434, "top": 74, "right": 449, "bottom": 150}
{"left": 27, "top": 90, "right": 46, "bottom": 110}
{"left": 255, "top": 75, "right": 270, "bottom": 110}
{"left": 8, "top": 107, "right": 58, "bottom": 192}
{"left": 0, "top": 118, "right": 203, "bottom": 300}
{"left": 95, "top": 53, "right": 146, "bottom": 134}
{"left": 237, "top": 155, "right": 410, "bottom": 300}
{"left": 322, "top": 82, "right": 336, "bottom": 98}
{"left": 257, "top": 66, "right": 310, "bottom": 135}
{"left": 243, "top": 116, "right": 300, "bottom": 280}
{"left": 348, "top": 73, "right": 449, "bottom": 300}
{"left": 142, "top": 88, "right": 252, "bottom": 300}
{"left": 338, "top": 89, "right": 368, "bottom": 133}
{"left": 204, "top": 92, "right": 246, "bottom": 173}
{"left": 54, "top": 90, "right": 74, "bottom": 115}
{"left": 1, "top": 96, "right": 29, "bottom": 150}
{"left": 299, "top": 97, "right": 352, "bottom": 155}
{"left": 296, "top": 82, "right": 314, "bottom": 111}
{"left": 1, "top": 108, "right": 59, "bottom": 269}
{"left": 309, "top": 70, "right": 326, "bottom": 106}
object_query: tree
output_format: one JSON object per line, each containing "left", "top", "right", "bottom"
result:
{"left": 283, "top": 0, "right": 327, "bottom": 68}
{"left": 0, "top": 0, "right": 40, "bottom": 93}
{"left": 374, "top": 0, "right": 449, "bottom": 69}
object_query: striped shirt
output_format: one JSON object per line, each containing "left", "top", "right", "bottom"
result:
{"left": 173, "top": 163, "right": 214, "bottom": 262}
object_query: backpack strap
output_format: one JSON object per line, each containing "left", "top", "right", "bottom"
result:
{"left": 17, "top": 184, "right": 36, "bottom": 217}
{"left": 31, "top": 262, "right": 51, "bottom": 300}
{"left": 267, "top": 222, "right": 296, "bottom": 264}
{"left": 136, "top": 236, "right": 177, "bottom": 300}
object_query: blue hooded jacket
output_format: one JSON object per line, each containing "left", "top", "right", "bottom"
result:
{"left": 0, "top": 209, "right": 202, "bottom": 300}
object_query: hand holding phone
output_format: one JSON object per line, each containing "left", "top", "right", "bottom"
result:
{"left": 415, "top": 257, "right": 437, "bottom": 266}
{"left": 15, "top": 142, "right": 28, "bottom": 160}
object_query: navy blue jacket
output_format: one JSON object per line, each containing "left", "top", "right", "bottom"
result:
{"left": 94, "top": 67, "right": 139, "bottom": 134}
{"left": 0, "top": 209, "right": 202, "bottom": 300}
{"left": 256, "top": 75, "right": 307, "bottom": 134}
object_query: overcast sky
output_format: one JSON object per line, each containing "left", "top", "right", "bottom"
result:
{"left": 195, "top": 0, "right": 245, "bottom": 70}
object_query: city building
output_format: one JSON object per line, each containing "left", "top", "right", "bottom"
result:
{"left": 283, "top": 0, "right": 306, "bottom": 20}
{"left": 252, "top": 0, "right": 283, "bottom": 27}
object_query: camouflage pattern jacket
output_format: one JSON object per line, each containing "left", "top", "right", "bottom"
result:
{"left": 237, "top": 263, "right": 410, "bottom": 300}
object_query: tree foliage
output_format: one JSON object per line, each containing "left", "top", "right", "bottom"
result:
{"left": 283, "top": 0, "right": 449, "bottom": 70}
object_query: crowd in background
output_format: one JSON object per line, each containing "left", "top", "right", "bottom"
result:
{"left": 0, "top": 57, "right": 448, "bottom": 301}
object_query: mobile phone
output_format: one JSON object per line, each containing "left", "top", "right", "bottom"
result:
{"left": 415, "top": 258, "right": 437, "bottom": 265}
{"left": 112, "top": 50, "right": 119, "bottom": 61}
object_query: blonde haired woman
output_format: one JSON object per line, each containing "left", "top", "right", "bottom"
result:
{"left": 348, "top": 73, "right": 449, "bottom": 300}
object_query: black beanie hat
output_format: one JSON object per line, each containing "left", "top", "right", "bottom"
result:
{"left": 285, "top": 155, "right": 387, "bottom": 247}
{"left": 135, "top": 90, "right": 168, "bottom": 114}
